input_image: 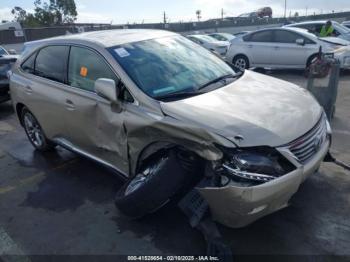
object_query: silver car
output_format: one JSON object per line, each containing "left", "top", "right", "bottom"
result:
{"left": 286, "top": 20, "right": 350, "bottom": 41}
{"left": 207, "top": 33, "right": 235, "bottom": 43}
{"left": 343, "top": 21, "right": 350, "bottom": 29}
{"left": 10, "top": 29, "right": 331, "bottom": 228}
{"left": 0, "top": 46, "right": 18, "bottom": 103}
{"left": 226, "top": 27, "right": 350, "bottom": 70}
{"left": 187, "top": 34, "right": 230, "bottom": 56}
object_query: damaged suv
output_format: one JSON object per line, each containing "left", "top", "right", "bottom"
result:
{"left": 10, "top": 30, "right": 331, "bottom": 228}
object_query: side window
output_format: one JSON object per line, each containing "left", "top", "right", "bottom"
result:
{"left": 333, "top": 29, "right": 341, "bottom": 36}
{"left": 314, "top": 24, "right": 323, "bottom": 35}
{"left": 274, "top": 30, "right": 299, "bottom": 43}
{"left": 248, "top": 30, "right": 273, "bottom": 42}
{"left": 68, "top": 46, "right": 119, "bottom": 92}
{"left": 121, "top": 88, "right": 134, "bottom": 103}
{"left": 21, "top": 53, "right": 36, "bottom": 74}
{"left": 35, "top": 46, "right": 69, "bottom": 83}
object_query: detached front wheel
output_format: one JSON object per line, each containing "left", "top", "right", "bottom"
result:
{"left": 115, "top": 149, "right": 189, "bottom": 218}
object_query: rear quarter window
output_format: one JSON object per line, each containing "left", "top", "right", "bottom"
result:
{"left": 21, "top": 53, "right": 36, "bottom": 74}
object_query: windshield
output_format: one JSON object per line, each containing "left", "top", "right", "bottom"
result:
{"left": 191, "top": 35, "right": 217, "bottom": 43}
{"left": 109, "top": 35, "right": 237, "bottom": 100}
{"left": 334, "top": 22, "right": 350, "bottom": 34}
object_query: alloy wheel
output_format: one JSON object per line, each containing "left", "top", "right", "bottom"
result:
{"left": 235, "top": 58, "right": 247, "bottom": 70}
{"left": 23, "top": 112, "right": 45, "bottom": 148}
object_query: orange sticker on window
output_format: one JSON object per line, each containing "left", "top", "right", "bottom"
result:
{"left": 80, "top": 66, "right": 88, "bottom": 77}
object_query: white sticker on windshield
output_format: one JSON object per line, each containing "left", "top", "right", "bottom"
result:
{"left": 114, "top": 48, "right": 130, "bottom": 57}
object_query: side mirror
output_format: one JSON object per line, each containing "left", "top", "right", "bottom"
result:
{"left": 95, "top": 78, "right": 119, "bottom": 102}
{"left": 296, "top": 38, "right": 305, "bottom": 46}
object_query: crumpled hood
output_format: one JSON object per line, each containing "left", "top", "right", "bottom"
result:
{"left": 161, "top": 70, "right": 322, "bottom": 147}
{"left": 321, "top": 36, "right": 350, "bottom": 46}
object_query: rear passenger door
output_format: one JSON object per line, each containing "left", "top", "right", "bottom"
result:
{"left": 19, "top": 45, "right": 71, "bottom": 139}
{"left": 244, "top": 30, "right": 274, "bottom": 66}
{"left": 63, "top": 45, "right": 130, "bottom": 175}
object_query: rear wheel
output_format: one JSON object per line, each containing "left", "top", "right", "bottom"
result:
{"left": 21, "top": 108, "right": 56, "bottom": 151}
{"left": 233, "top": 55, "right": 249, "bottom": 70}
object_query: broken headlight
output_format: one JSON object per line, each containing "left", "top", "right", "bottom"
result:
{"left": 218, "top": 147, "right": 296, "bottom": 186}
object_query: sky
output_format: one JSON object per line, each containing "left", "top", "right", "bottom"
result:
{"left": 0, "top": 0, "right": 349, "bottom": 24}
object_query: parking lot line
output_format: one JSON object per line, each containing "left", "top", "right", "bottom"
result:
{"left": 0, "top": 227, "right": 31, "bottom": 262}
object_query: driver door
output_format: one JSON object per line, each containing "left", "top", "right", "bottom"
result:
{"left": 63, "top": 45, "right": 129, "bottom": 175}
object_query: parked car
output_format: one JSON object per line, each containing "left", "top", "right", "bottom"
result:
{"left": 257, "top": 7, "right": 273, "bottom": 18}
{"left": 285, "top": 20, "right": 350, "bottom": 41}
{"left": 10, "top": 29, "right": 331, "bottom": 228}
{"left": 226, "top": 27, "right": 350, "bottom": 70}
{"left": 237, "top": 12, "right": 258, "bottom": 19}
{"left": 233, "top": 31, "right": 251, "bottom": 37}
{"left": 0, "top": 46, "right": 18, "bottom": 103}
{"left": 187, "top": 34, "right": 230, "bottom": 56}
{"left": 207, "top": 33, "right": 235, "bottom": 43}
{"left": 342, "top": 21, "right": 350, "bottom": 29}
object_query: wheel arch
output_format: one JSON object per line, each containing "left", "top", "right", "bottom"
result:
{"left": 232, "top": 54, "right": 250, "bottom": 67}
{"left": 306, "top": 53, "right": 319, "bottom": 67}
{"left": 134, "top": 141, "right": 207, "bottom": 176}
{"left": 15, "top": 103, "right": 26, "bottom": 126}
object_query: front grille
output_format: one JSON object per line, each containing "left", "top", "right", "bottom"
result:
{"left": 284, "top": 114, "right": 328, "bottom": 164}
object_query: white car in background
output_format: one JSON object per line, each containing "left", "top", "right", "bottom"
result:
{"left": 187, "top": 35, "right": 230, "bottom": 56}
{"left": 285, "top": 21, "right": 350, "bottom": 41}
{"left": 226, "top": 27, "right": 350, "bottom": 70}
{"left": 207, "top": 33, "right": 235, "bottom": 43}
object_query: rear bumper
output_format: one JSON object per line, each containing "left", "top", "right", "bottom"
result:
{"left": 198, "top": 138, "right": 330, "bottom": 228}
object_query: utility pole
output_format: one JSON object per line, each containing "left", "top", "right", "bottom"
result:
{"left": 284, "top": 0, "right": 287, "bottom": 18}
{"left": 221, "top": 8, "right": 224, "bottom": 20}
{"left": 305, "top": 6, "right": 308, "bottom": 16}
{"left": 163, "top": 11, "right": 167, "bottom": 24}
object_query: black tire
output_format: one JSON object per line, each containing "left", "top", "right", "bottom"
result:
{"left": 21, "top": 107, "right": 56, "bottom": 152}
{"left": 233, "top": 55, "right": 249, "bottom": 70}
{"left": 306, "top": 54, "right": 319, "bottom": 68}
{"left": 115, "top": 149, "right": 190, "bottom": 218}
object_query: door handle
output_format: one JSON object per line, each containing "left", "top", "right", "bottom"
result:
{"left": 24, "top": 85, "right": 33, "bottom": 94}
{"left": 65, "top": 99, "right": 75, "bottom": 110}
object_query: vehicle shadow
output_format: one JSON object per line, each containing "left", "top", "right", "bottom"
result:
{"left": 0, "top": 101, "right": 14, "bottom": 119}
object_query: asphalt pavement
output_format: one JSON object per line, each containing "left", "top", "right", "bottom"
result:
{"left": 0, "top": 70, "right": 350, "bottom": 261}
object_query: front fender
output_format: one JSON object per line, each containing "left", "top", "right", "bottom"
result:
{"left": 124, "top": 111, "right": 236, "bottom": 175}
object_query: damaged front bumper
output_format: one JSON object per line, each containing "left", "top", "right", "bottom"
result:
{"left": 198, "top": 138, "right": 330, "bottom": 229}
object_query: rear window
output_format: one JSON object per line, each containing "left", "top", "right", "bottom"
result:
{"left": 35, "top": 46, "right": 69, "bottom": 83}
{"left": 244, "top": 30, "right": 273, "bottom": 42}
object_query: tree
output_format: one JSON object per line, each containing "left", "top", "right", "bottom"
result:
{"left": 11, "top": 6, "right": 27, "bottom": 22}
{"left": 12, "top": 0, "right": 77, "bottom": 27}
{"left": 196, "top": 10, "right": 202, "bottom": 21}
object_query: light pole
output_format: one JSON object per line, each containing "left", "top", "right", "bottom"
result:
{"left": 284, "top": 0, "right": 287, "bottom": 18}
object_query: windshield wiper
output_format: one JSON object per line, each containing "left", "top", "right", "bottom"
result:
{"left": 155, "top": 90, "right": 205, "bottom": 101}
{"left": 197, "top": 73, "right": 240, "bottom": 90}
